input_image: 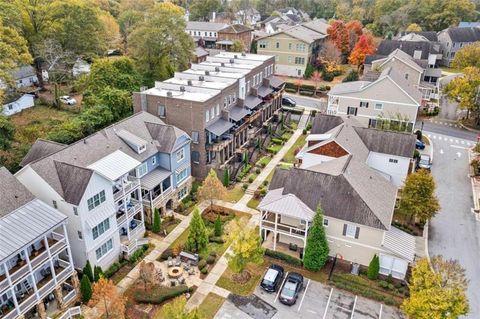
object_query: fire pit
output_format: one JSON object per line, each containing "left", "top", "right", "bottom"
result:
{"left": 168, "top": 266, "right": 183, "bottom": 278}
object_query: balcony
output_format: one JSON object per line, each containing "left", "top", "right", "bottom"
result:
{"left": 206, "top": 136, "right": 233, "bottom": 152}
{"left": 113, "top": 176, "right": 140, "bottom": 201}
{"left": 116, "top": 199, "right": 141, "bottom": 226}
{"left": 120, "top": 220, "right": 145, "bottom": 245}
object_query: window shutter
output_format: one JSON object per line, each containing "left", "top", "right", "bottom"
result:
{"left": 359, "top": 101, "right": 362, "bottom": 107}
{"left": 342, "top": 224, "right": 347, "bottom": 236}
{"left": 355, "top": 227, "right": 360, "bottom": 239}
{"left": 365, "top": 102, "right": 369, "bottom": 108}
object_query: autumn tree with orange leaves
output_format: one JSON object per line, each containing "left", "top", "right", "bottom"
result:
{"left": 328, "top": 20, "right": 364, "bottom": 57}
{"left": 89, "top": 278, "right": 126, "bottom": 319}
{"left": 348, "top": 34, "right": 376, "bottom": 70}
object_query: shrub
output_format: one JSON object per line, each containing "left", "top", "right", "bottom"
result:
{"left": 322, "top": 71, "right": 334, "bottom": 81}
{"left": 206, "top": 255, "right": 216, "bottom": 264}
{"left": 209, "top": 251, "right": 217, "bottom": 257}
{"left": 242, "top": 183, "right": 248, "bottom": 190}
{"left": 300, "top": 90, "right": 314, "bottom": 96}
{"left": 209, "top": 236, "right": 225, "bottom": 244}
{"left": 134, "top": 285, "right": 192, "bottom": 304}
{"left": 129, "top": 245, "right": 148, "bottom": 264}
{"left": 285, "top": 82, "right": 296, "bottom": 89}
{"left": 104, "top": 262, "right": 122, "bottom": 278}
{"left": 301, "top": 84, "right": 315, "bottom": 91}
{"left": 342, "top": 70, "right": 359, "bottom": 82}
{"left": 160, "top": 248, "right": 174, "bottom": 260}
{"left": 198, "top": 259, "right": 207, "bottom": 269}
{"left": 415, "top": 129, "right": 422, "bottom": 141}
{"left": 367, "top": 255, "right": 380, "bottom": 280}
{"left": 265, "top": 249, "right": 302, "bottom": 267}
{"left": 83, "top": 260, "right": 94, "bottom": 282}
{"left": 263, "top": 180, "right": 269, "bottom": 186}
{"left": 304, "top": 64, "right": 315, "bottom": 79}
{"left": 255, "top": 168, "right": 261, "bottom": 174}
{"left": 214, "top": 215, "right": 222, "bottom": 237}
{"left": 302, "top": 129, "right": 307, "bottom": 135}
{"left": 93, "top": 265, "right": 104, "bottom": 282}
{"left": 271, "top": 138, "right": 283, "bottom": 145}
{"left": 388, "top": 283, "right": 395, "bottom": 290}
{"left": 285, "top": 88, "right": 297, "bottom": 93}
{"left": 80, "top": 275, "right": 92, "bottom": 302}
{"left": 201, "top": 267, "right": 209, "bottom": 274}
{"left": 152, "top": 208, "right": 161, "bottom": 233}
{"left": 379, "top": 280, "right": 389, "bottom": 289}
{"left": 260, "top": 188, "right": 267, "bottom": 196}
{"left": 248, "top": 176, "right": 254, "bottom": 183}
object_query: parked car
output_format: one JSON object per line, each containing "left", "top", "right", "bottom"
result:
{"left": 417, "top": 154, "right": 432, "bottom": 171}
{"left": 260, "top": 264, "right": 284, "bottom": 293}
{"left": 415, "top": 139, "right": 425, "bottom": 150}
{"left": 60, "top": 96, "right": 76, "bottom": 105}
{"left": 279, "top": 272, "right": 303, "bottom": 305}
{"left": 282, "top": 96, "right": 296, "bottom": 107}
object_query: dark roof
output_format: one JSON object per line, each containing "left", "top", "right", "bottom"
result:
{"left": 353, "top": 127, "right": 416, "bottom": 158}
{"left": 54, "top": 161, "right": 93, "bottom": 205}
{"left": 219, "top": 24, "right": 253, "bottom": 34}
{"left": 376, "top": 40, "right": 439, "bottom": 59}
{"left": 0, "top": 167, "right": 35, "bottom": 216}
{"left": 20, "top": 139, "right": 67, "bottom": 167}
{"left": 12, "top": 66, "right": 36, "bottom": 80}
{"left": 398, "top": 31, "right": 438, "bottom": 42}
{"left": 145, "top": 122, "right": 183, "bottom": 153}
{"left": 311, "top": 114, "right": 344, "bottom": 134}
{"left": 446, "top": 27, "right": 480, "bottom": 42}
{"left": 365, "top": 54, "right": 386, "bottom": 65}
{"left": 269, "top": 167, "right": 392, "bottom": 229}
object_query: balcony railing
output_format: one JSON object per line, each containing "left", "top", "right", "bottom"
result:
{"left": 56, "top": 266, "right": 73, "bottom": 284}
{"left": 261, "top": 220, "right": 307, "bottom": 238}
{"left": 18, "top": 293, "right": 36, "bottom": 313}
{"left": 57, "top": 306, "right": 81, "bottom": 319}
{"left": 2, "top": 308, "right": 17, "bottom": 319}
{"left": 37, "top": 278, "right": 56, "bottom": 299}
{"left": 116, "top": 212, "right": 127, "bottom": 226}
{"left": 113, "top": 177, "right": 140, "bottom": 201}
{"left": 151, "top": 187, "right": 173, "bottom": 207}
{"left": 129, "top": 222, "right": 145, "bottom": 241}
{"left": 206, "top": 138, "right": 233, "bottom": 152}
{"left": 62, "top": 289, "right": 76, "bottom": 305}
{"left": 0, "top": 276, "right": 8, "bottom": 292}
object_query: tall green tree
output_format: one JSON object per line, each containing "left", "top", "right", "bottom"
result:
{"left": 189, "top": 0, "right": 221, "bottom": 21}
{"left": 94, "top": 265, "right": 104, "bottom": 282}
{"left": 367, "top": 255, "right": 380, "bottom": 280}
{"left": 186, "top": 207, "right": 208, "bottom": 253}
{"left": 0, "top": 116, "right": 15, "bottom": 151}
{"left": 117, "top": 9, "right": 143, "bottom": 53}
{"left": 444, "top": 67, "right": 480, "bottom": 124}
{"left": 197, "top": 169, "right": 227, "bottom": 213}
{"left": 152, "top": 208, "right": 161, "bottom": 233}
{"left": 83, "top": 260, "right": 94, "bottom": 282}
{"left": 451, "top": 42, "right": 480, "bottom": 70}
{"left": 223, "top": 168, "right": 230, "bottom": 187}
{"left": 399, "top": 169, "right": 440, "bottom": 222}
{"left": 80, "top": 275, "right": 92, "bottom": 302}
{"left": 303, "top": 207, "right": 329, "bottom": 271}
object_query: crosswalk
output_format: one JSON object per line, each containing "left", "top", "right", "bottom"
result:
{"left": 428, "top": 120, "right": 460, "bottom": 128}
{"left": 425, "top": 133, "right": 474, "bottom": 147}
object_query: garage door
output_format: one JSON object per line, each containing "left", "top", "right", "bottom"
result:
{"left": 379, "top": 254, "right": 408, "bottom": 279}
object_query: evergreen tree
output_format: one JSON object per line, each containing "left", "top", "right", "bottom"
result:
{"left": 152, "top": 208, "right": 161, "bottom": 233}
{"left": 223, "top": 168, "right": 230, "bottom": 187}
{"left": 303, "top": 207, "right": 329, "bottom": 271}
{"left": 367, "top": 255, "right": 380, "bottom": 280}
{"left": 80, "top": 275, "right": 92, "bottom": 302}
{"left": 304, "top": 64, "right": 315, "bottom": 79}
{"left": 94, "top": 265, "right": 104, "bottom": 282}
{"left": 186, "top": 207, "right": 208, "bottom": 252}
{"left": 83, "top": 260, "right": 94, "bottom": 282}
{"left": 214, "top": 215, "right": 222, "bottom": 237}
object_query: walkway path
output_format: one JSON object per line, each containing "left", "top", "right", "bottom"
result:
{"left": 187, "top": 110, "right": 310, "bottom": 310}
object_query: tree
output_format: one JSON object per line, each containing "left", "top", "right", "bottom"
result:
{"left": 94, "top": 266, "right": 104, "bottom": 282}
{"left": 401, "top": 257, "right": 469, "bottom": 318}
{"left": 304, "top": 64, "right": 315, "bottom": 79}
{"left": 399, "top": 169, "right": 440, "bottom": 222}
{"left": 0, "top": 116, "right": 15, "bottom": 151}
{"left": 189, "top": 0, "right": 221, "bottom": 21}
{"left": 327, "top": 20, "right": 350, "bottom": 56}
{"left": 223, "top": 168, "right": 230, "bottom": 187}
{"left": 367, "top": 255, "right": 380, "bottom": 280}
{"left": 163, "top": 296, "right": 201, "bottom": 319}
{"left": 406, "top": 23, "right": 422, "bottom": 32}
{"left": 310, "top": 71, "right": 322, "bottom": 95}
{"left": 117, "top": 9, "right": 143, "bottom": 53}
{"left": 444, "top": 67, "right": 480, "bottom": 124}
{"left": 342, "top": 70, "right": 359, "bottom": 82}
{"left": 80, "top": 275, "right": 93, "bottom": 302}
{"left": 225, "top": 217, "right": 264, "bottom": 274}
{"left": 451, "top": 42, "right": 480, "bottom": 70}
{"left": 231, "top": 39, "right": 245, "bottom": 52}
{"left": 214, "top": 214, "right": 222, "bottom": 237}
{"left": 83, "top": 260, "right": 94, "bottom": 282}
{"left": 197, "top": 169, "right": 227, "bottom": 212}
{"left": 90, "top": 278, "right": 126, "bottom": 319}
{"left": 138, "top": 261, "right": 157, "bottom": 291}
{"left": 186, "top": 207, "right": 208, "bottom": 253}
{"left": 128, "top": 2, "right": 194, "bottom": 85}
{"left": 348, "top": 33, "right": 376, "bottom": 70}
{"left": 345, "top": 20, "right": 363, "bottom": 52}
{"left": 303, "top": 207, "right": 329, "bottom": 271}
{"left": 294, "top": 79, "right": 303, "bottom": 93}
{"left": 152, "top": 208, "right": 161, "bottom": 233}
{"left": 99, "top": 12, "right": 121, "bottom": 49}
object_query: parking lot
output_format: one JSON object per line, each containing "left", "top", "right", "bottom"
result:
{"left": 215, "top": 272, "right": 404, "bottom": 319}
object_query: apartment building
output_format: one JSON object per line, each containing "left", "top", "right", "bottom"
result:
{"left": 186, "top": 21, "right": 229, "bottom": 48}
{"left": 0, "top": 167, "right": 78, "bottom": 319}
{"left": 15, "top": 112, "right": 191, "bottom": 270}
{"left": 438, "top": 26, "right": 480, "bottom": 66}
{"left": 217, "top": 24, "right": 253, "bottom": 51}
{"left": 256, "top": 20, "right": 328, "bottom": 77}
{"left": 133, "top": 52, "right": 285, "bottom": 180}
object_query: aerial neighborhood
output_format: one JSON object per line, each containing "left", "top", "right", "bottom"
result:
{"left": 0, "top": 1, "right": 479, "bottom": 319}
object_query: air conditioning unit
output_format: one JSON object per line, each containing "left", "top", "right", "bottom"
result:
{"left": 205, "top": 70, "right": 210, "bottom": 75}
{"left": 180, "top": 86, "right": 186, "bottom": 92}
{"left": 199, "top": 75, "right": 205, "bottom": 81}
{"left": 187, "top": 80, "right": 193, "bottom": 86}
{"left": 229, "top": 59, "right": 235, "bottom": 63}
{"left": 167, "top": 91, "right": 173, "bottom": 97}
{"left": 215, "top": 66, "right": 220, "bottom": 72}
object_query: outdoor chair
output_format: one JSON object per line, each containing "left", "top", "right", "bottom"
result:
{"left": 178, "top": 276, "right": 185, "bottom": 285}
{"left": 188, "top": 268, "right": 195, "bottom": 276}
{"left": 167, "top": 256, "right": 174, "bottom": 267}
{"left": 174, "top": 256, "right": 182, "bottom": 267}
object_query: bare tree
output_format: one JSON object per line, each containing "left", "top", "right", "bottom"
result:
{"left": 319, "top": 40, "right": 342, "bottom": 65}
{"left": 138, "top": 261, "right": 157, "bottom": 291}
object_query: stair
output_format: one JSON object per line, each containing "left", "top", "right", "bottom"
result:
{"left": 245, "top": 188, "right": 255, "bottom": 195}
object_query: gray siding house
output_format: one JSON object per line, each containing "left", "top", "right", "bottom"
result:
{"left": 438, "top": 27, "right": 480, "bottom": 66}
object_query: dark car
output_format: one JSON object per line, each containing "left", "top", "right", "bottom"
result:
{"left": 279, "top": 272, "right": 303, "bottom": 305}
{"left": 260, "top": 264, "right": 284, "bottom": 293}
{"left": 415, "top": 139, "right": 425, "bottom": 150}
{"left": 282, "top": 96, "right": 296, "bottom": 107}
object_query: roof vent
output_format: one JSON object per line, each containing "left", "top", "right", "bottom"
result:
{"left": 221, "top": 62, "right": 225, "bottom": 67}
{"left": 241, "top": 52, "right": 246, "bottom": 56}
{"left": 187, "top": 80, "right": 193, "bottom": 86}
{"left": 229, "top": 58, "right": 235, "bottom": 63}
{"left": 215, "top": 66, "right": 220, "bottom": 72}
{"left": 234, "top": 55, "right": 238, "bottom": 59}
{"left": 199, "top": 75, "right": 205, "bottom": 81}
{"left": 205, "top": 70, "right": 210, "bottom": 75}
{"left": 180, "top": 86, "right": 186, "bottom": 92}
{"left": 167, "top": 91, "right": 173, "bottom": 97}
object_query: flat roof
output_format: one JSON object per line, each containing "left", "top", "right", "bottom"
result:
{"left": 183, "top": 69, "right": 244, "bottom": 80}
{"left": 142, "top": 87, "right": 216, "bottom": 102}
{"left": 214, "top": 52, "right": 273, "bottom": 62}
{"left": 165, "top": 78, "right": 231, "bottom": 90}
{"left": 201, "top": 61, "right": 256, "bottom": 70}
{"left": 206, "top": 56, "right": 264, "bottom": 66}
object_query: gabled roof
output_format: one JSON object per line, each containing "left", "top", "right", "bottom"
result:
{"left": 0, "top": 167, "right": 35, "bottom": 216}
{"left": 186, "top": 21, "right": 228, "bottom": 32}
{"left": 20, "top": 139, "right": 67, "bottom": 167}
{"left": 379, "top": 49, "right": 425, "bottom": 73}
{"left": 383, "top": 226, "right": 416, "bottom": 262}
{"left": 258, "top": 188, "right": 315, "bottom": 221}
{"left": 12, "top": 65, "right": 36, "bottom": 80}
{"left": 397, "top": 31, "right": 438, "bottom": 42}
{"left": 376, "top": 40, "right": 440, "bottom": 60}
{"left": 443, "top": 27, "right": 480, "bottom": 43}
{"left": 194, "top": 46, "right": 209, "bottom": 58}
{"left": 219, "top": 24, "right": 253, "bottom": 33}
{"left": 301, "top": 19, "right": 329, "bottom": 35}
{"left": 87, "top": 150, "right": 141, "bottom": 181}
{"left": 54, "top": 161, "right": 93, "bottom": 205}
{"left": 353, "top": 127, "right": 415, "bottom": 158}
{"left": 458, "top": 22, "right": 480, "bottom": 28}
{"left": 146, "top": 122, "right": 187, "bottom": 153}
{"left": 258, "top": 24, "right": 326, "bottom": 43}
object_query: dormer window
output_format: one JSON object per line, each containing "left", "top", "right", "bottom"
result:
{"left": 138, "top": 145, "right": 146, "bottom": 154}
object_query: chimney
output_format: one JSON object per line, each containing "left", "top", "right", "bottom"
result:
{"left": 167, "top": 91, "right": 173, "bottom": 97}
{"left": 229, "top": 58, "right": 235, "bottom": 63}
{"left": 234, "top": 55, "right": 238, "bottom": 59}
{"left": 187, "top": 80, "right": 193, "bottom": 86}
{"left": 221, "top": 62, "right": 225, "bottom": 67}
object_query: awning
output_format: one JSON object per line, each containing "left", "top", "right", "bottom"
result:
{"left": 217, "top": 40, "right": 233, "bottom": 45}
{"left": 229, "top": 106, "right": 250, "bottom": 122}
{"left": 269, "top": 76, "right": 285, "bottom": 89}
{"left": 206, "top": 118, "right": 234, "bottom": 137}
{"left": 140, "top": 167, "right": 171, "bottom": 190}
{"left": 244, "top": 95, "right": 262, "bottom": 109}
{"left": 87, "top": 150, "right": 141, "bottom": 181}
{"left": 87, "top": 205, "right": 115, "bottom": 228}
{"left": 383, "top": 226, "right": 416, "bottom": 262}
{"left": 257, "top": 85, "right": 274, "bottom": 98}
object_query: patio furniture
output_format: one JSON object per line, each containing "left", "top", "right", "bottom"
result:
{"left": 188, "top": 268, "right": 195, "bottom": 276}
{"left": 170, "top": 280, "right": 177, "bottom": 287}
{"left": 182, "top": 262, "right": 191, "bottom": 271}
{"left": 178, "top": 276, "right": 185, "bottom": 285}
{"left": 167, "top": 257, "right": 174, "bottom": 267}
{"left": 174, "top": 256, "right": 182, "bottom": 267}
{"left": 168, "top": 266, "right": 183, "bottom": 279}
{"left": 179, "top": 251, "right": 199, "bottom": 266}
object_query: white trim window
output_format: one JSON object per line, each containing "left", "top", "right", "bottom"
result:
{"left": 137, "top": 163, "right": 147, "bottom": 178}
{"left": 87, "top": 190, "right": 106, "bottom": 211}
{"left": 176, "top": 168, "right": 188, "bottom": 183}
{"left": 205, "top": 110, "right": 210, "bottom": 123}
{"left": 343, "top": 223, "right": 359, "bottom": 239}
{"left": 92, "top": 218, "right": 110, "bottom": 240}
{"left": 374, "top": 103, "right": 383, "bottom": 111}
{"left": 176, "top": 148, "right": 185, "bottom": 162}
{"left": 359, "top": 101, "right": 369, "bottom": 108}
{"left": 152, "top": 156, "right": 157, "bottom": 165}
{"left": 177, "top": 186, "right": 188, "bottom": 200}
{"left": 216, "top": 104, "right": 220, "bottom": 116}
{"left": 95, "top": 238, "right": 113, "bottom": 261}
{"left": 210, "top": 107, "right": 215, "bottom": 120}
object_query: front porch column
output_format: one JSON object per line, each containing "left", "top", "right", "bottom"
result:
{"left": 53, "top": 286, "right": 64, "bottom": 310}
{"left": 37, "top": 301, "right": 47, "bottom": 319}
{"left": 71, "top": 271, "right": 80, "bottom": 295}
{"left": 273, "top": 212, "right": 278, "bottom": 251}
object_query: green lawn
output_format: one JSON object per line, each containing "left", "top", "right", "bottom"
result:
{"left": 282, "top": 134, "right": 306, "bottom": 163}
{"left": 216, "top": 262, "right": 265, "bottom": 296}
{"left": 197, "top": 293, "right": 225, "bottom": 318}
{"left": 247, "top": 198, "right": 260, "bottom": 210}
{"left": 267, "top": 144, "right": 282, "bottom": 154}
{"left": 257, "top": 156, "right": 272, "bottom": 168}
{"left": 225, "top": 184, "right": 245, "bottom": 202}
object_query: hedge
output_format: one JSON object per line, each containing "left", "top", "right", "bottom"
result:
{"left": 285, "top": 88, "right": 297, "bottom": 93}
{"left": 299, "top": 90, "right": 314, "bottom": 96}
{"left": 209, "top": 236, "right": 225, "bottom": 244}
{"left": 285, "top": 82, "right": 296, "bottom": 89}
{"left": 265, "top": 249, "right": 303, "bottom": 267}
{"left": 159, "top": 248, "right": 174, "bottom": 261}
{"left": 104, "top": 262, "right": 123, "bottom": 278}
{"left": 134, "top": 285, "right": 192, "bottom": 304}
{"left": 301, "top": 84, "right": 315, "bottom": 91}
{"left": 271, "top": 138, "right": 283, "bottom": 145}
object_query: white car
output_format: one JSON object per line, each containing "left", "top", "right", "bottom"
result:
{"left": 60, "top": 96, "right": 76, "bottom": 105}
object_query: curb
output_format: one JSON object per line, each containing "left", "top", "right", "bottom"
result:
{"left": 283, "top": 92, "right": 326, "bottom": 102}
{"left": 424, "top": 220, "right": 432, "bottom": 268}
{"left": 467, "top": 147, "right": 480, "bottom": 218}
{"left": 459, "top": 122, "right": 480, "bottom": 134}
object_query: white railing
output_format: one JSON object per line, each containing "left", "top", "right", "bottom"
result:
{"left": 55, "top": 306, "right": 82, "bottom": 319}
{"left": 51, "top": 232, "right": 65, "bottom": 241}
{"left": 151, "top": 187, "right": 173, "bottom": 207}
{"left": 261, "top": 220, "right": 306, "bottom": 238}
{"left": 2, "top": 308, "right": 18, "bottom": 319}
{"left": 49, "top": 239, "right": 67, "bottom": 256}
{"left": 113, "top": 178, "right": 140, "bottom": 201}
{"left": 37, "top": 279, "right": 55, "bottom": 299}
{"left": 129, "top": 222, "right": 145, "bottom": 241}
{"left": 117, "top": 212, "right": 127, "bottom": 225}
{"left": 62, "top": 289, "right": 76, "bottom": 304}
{"left": 8, "top": 263, "right": 29, "bottom": 284}
{"left": 18, "top": 293, "right": 37, "bottom": 312}
{"left": 127, "top": 201, "right": 142, "bottom": 219}
{"left": 56, "top": 266, "right": 73, "bottom": 284}
{"left": 121, "top": 238, "right": 149, "bottom": 256}
{"left": 0, "top": 277, "right": 8, "bottom": 291}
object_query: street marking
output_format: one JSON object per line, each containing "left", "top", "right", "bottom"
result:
{"left": 350, "top": 295, "right": 358, "bottom": 319}
{"left": 439, "top": 149, "right": 444, "bottom": 154}
{"left": 457, "top": 152, "right": 462, "bottom": 158}
{"left": 449, "top": 139, "right": 453, "bottom": 142}
{"left": 433, "top": 135, "right": 437, "bottom": 139}
{"left": 455, "top": 139, "right": 459, "bottom": 143}
{"left": 322, "top": 288, "right": 334, "bottom": 319}
{"left": 427, "top": 134, "right": 431, "bottom": 138}
{"left": 379, "top": 304, "right": 383, "bottom": 319}
{"left": 461, "top": 140, "right": 465, "bottom": 144}
{"left": 274, "top": 272, "right": 288, "bottom": 303}
{"left": 451, "top": 145, "right": 469, "bottom": 150}
{"left": 449, "top": 123, "right": 453, "bottom": 126}
{"left": 467, "top": 142, "right": 472, "bottom": 146}
{"left": 297, "top": 279, "right": 311, "bottom": 312}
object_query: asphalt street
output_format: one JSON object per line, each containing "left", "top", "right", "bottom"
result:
{"left": 426, "top": 130, "right": 480, "bottom": 318}
{"left": 415, "top": 121, "right": 477, "bottom": 141}
{"left": 284, "top": 93, "right": 326, "bottom": 111}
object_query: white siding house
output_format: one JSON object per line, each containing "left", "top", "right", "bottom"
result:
{"left": 2, "top": 94, "right": 35, "bottom": 116}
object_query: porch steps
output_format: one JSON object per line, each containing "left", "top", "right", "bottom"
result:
{"left": 245, "top": 188, "right": 255, "bottom": 195}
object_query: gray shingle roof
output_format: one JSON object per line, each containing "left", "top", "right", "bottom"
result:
{"left": 397, "top": 31, "right": 438, "bottom": 42}
{"left": 311, "top": 114, "right": 344, "bottom": 134}
{"left": 445, "top": 27, "right": 480, "bottom": 42}
{"left": 20, "top": 139, "right": 67, "bottom": 167}
{"left": 12, "top": 65, "right": 36, "bottom": 80}
{"left": 186, "top": 21, "right": 228, "bottom": 32}
{"left": 219, "top": 24, "right": 253, "bottom": 33}
{"left": 301, "top": 19, "right": 329, "bottom": 35}
{"left": 0, "top": 167, "right": 35, "bottom": 216}
{"left": 376, "top": 40, "right": 440, "bottom": 60}
{"left": 353, "top": 127, "right": 416, "bottom": 158}
{"left": 54, "top": 161, "right": 94, "bottom": 205}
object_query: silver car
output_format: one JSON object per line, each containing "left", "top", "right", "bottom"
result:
{"left": 417, "top": 154, "right": 431, "bottom": 170}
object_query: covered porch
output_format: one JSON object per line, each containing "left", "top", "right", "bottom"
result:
{"left": 140, "top": 168, "right": 173, "bottom": 219}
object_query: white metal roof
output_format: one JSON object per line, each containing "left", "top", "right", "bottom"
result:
{"left": 86, "top": 204, "right": 115, "bottom": 228}
{"left": 140, "top": 167, "right": 171, "bottom": 190}
{"left": 259, "top": 189, "right": 315, "bottom": 221}
{"left": 383, "top": 226, "right": 416, "bottom": 262}
{"left": 87, "top": 150, "right": 141, "bottom": 181}
{"left": 0, "top": 199, "right": 67, "bottom": 261}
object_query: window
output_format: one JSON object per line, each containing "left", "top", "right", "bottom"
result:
{"left": 211, "top": 107, "right": 215, "bottom": 120}
{"left": 77, "top": 231, "right": 83, "bottom": 240}
{"left": 389, "top": 158, "right": 398, "bottom": 163}
{"left": 276, "top": 42, "right": 279, "bottom": 48}
{"left": 95, "top": 239, "right": 113, "bottom": 260}
{"left": 288, "top": 56, "right": 292, "bottom": 63}
{"left": 374, "top": 103, "right": 383, "bottom": 111}
{"left": 52, "top": 200, "right": 58, "bottom": 209}
{"left": 176, "top": 148, "right": 185, "bottom": 162}
{"left": 177, "top": 186, "right": 188, "bottom": 200}
{"left": 228, "top": 95, "right": 231, "bottom": 105}
{"left": 191, "top": 131, "right": 199, "bottom": 143}
{"left": 259, "top": 41, "right": 267, "bottom": 49}
{"left": 288, "top": 43, "right": 292, "bottom": 50}
{"left": 87, "top": 190, "right": 106, "bottom": 211}
{"left": 224, "top": 97, "right": 227, "bottom": 108}
{"left": 8, "top": 104, "right": 12, "bottom": 110}
{"left": 216, "top": 104, "right": 220, "bottom": 115}
{"left": 176, "top": 168, "right": 188, "bottom": 183}
{"left": 73, "top": 207, "right": 78, "bottom": 216}
{"left": 323, "top": 219, "right": 329, "bottom": 227}
{"left": 359, "top": 101, "right": 369, "bottom": 108}
{"left": 92, "top": 218, "right": 110, "bottom": 240}
{"left": 343, "top": 224, "right": 359, "bottom": 239}
{"left": 209, "top": 32, "right": 212, "bottom": 37}
{"left": 233, "top": 93, "right": 236, "bottom": 102}
{"left": 192, "top": 151, "right": 200, "bottom": 164}
{"left": 347, "top": 107, "right": 358, "bottom": 116}
{"left": 152, "top": 156, "right": 157, "bottom": 165}
{"left": 137, "top": 163, "right": 147, "bottom": 178}
{"left": 294, "top": 57, "right": 305, "bottom": 65}
{"left": 205, "top": 110, "right": 210, "bottom": 122}
{"left": 158, "top": 105, "right": 166, "bottom": 117}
